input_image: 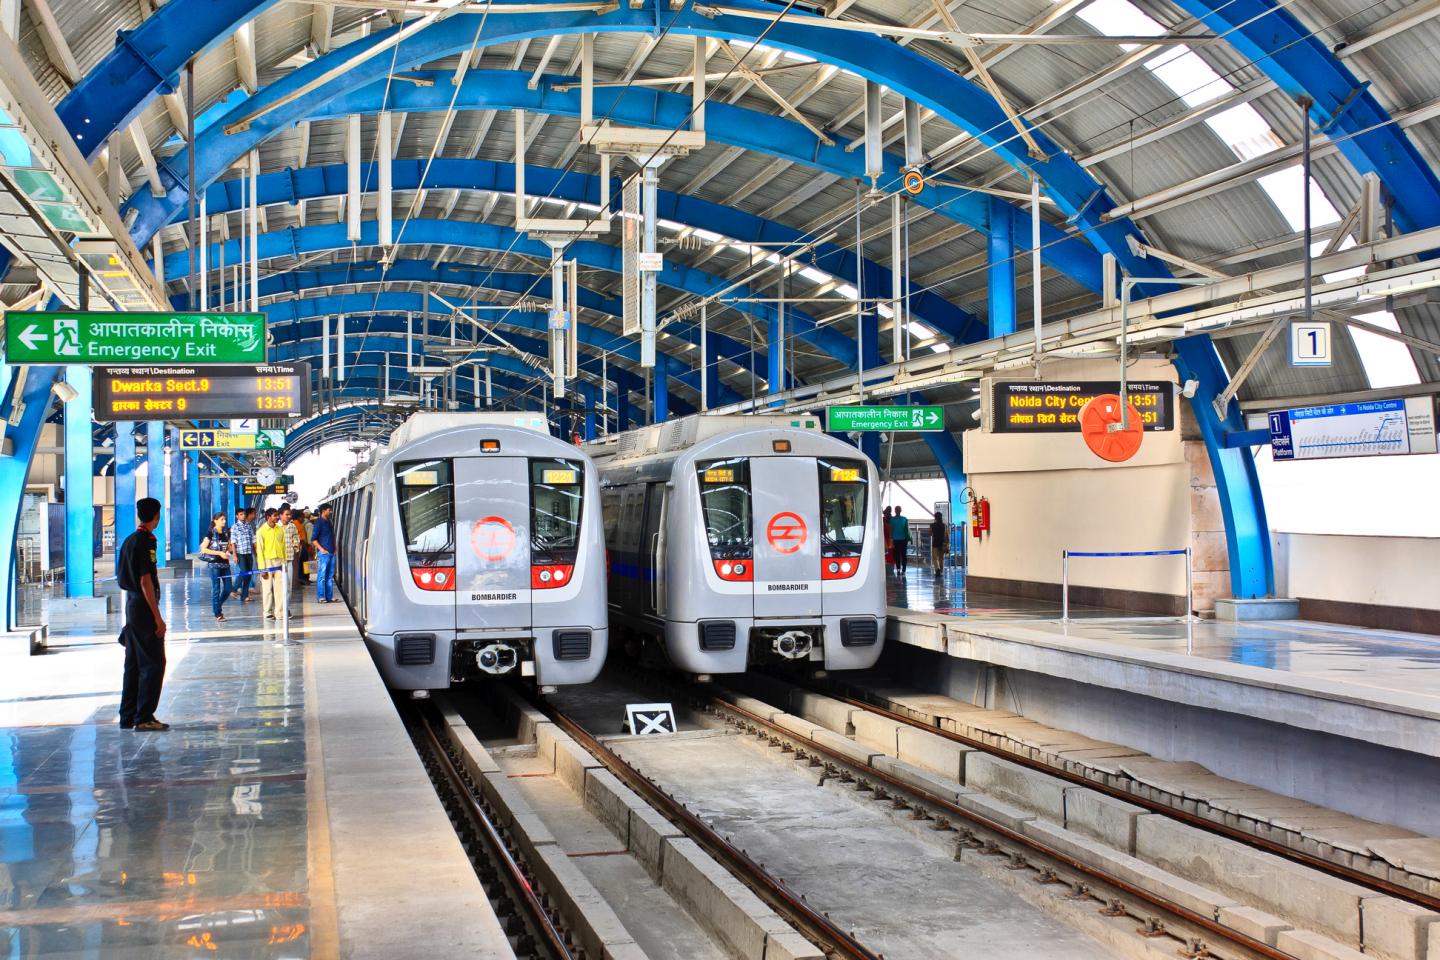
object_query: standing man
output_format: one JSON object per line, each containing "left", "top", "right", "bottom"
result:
{"left": 256, "top": 508, "right": 289, "bottom": 622}
{"left": 280, "top": 506, "right": 302, "bottom": 611}
{"left": 890, "top": 507, "right": 910, "bottom": 576}
{"left": 312, "top": 504, "right": 336, "bottom": 604}
{"left": 929, "top": 510, "right": 948, "bottom": 575}
{"left": 231, "top": 507, "right": 255, "bottom": 603}
{"left": 292, "top": 508, "right": 311, "bottom": 585}
{"left": 117, "top": 497, "right": 169, "bottom": 731}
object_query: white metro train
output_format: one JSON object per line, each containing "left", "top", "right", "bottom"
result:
{"left": 330, "top": 412, "right": 608, "bottom": 691}
{"left": 589, "top": 415, "right": 887, "bottom": 676}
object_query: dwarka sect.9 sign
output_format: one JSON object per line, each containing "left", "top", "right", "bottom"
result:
{"left": 92, "top": 364, "right": 311, "bottom": 421}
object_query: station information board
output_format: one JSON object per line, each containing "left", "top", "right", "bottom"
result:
{"left": 93, "top": 363, "right": 311, "bottom": 421}
{"left": 242, "top": 484, "right": 290, "bottom": 497}
{"left": 1268, "top": 396, "right": 1437, "bottom": 460}
{"left": 990, "top": 381, "right": 1175, "bottom": 433}
{"left": 6, "top": 312, "right": 265, "bottom": 364}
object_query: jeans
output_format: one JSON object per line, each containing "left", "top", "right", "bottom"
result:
{"left": 893, "top": 539, "right": 909, "bottom": 573}
{"left": 118, "top": 598, "right": 164, "bottom": 726}
{"left": 208, "top": 563, "right": 232, "bottom": 617}
{"left": 234, "top": 552, "right": 255, "bottom": 600}
{"left": 315, "top": 552, "right": 335, "bottom": 602}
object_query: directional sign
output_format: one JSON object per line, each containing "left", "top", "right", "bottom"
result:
{"left": 825, "top": 405, "right": 944, "bottom": 433}
{"left": 179, "top": 428, "right": 286, "bottom": 451}
{"left": 1268, "top": 397, "right": 1438, "bottom": 461}
{"left": 92, "top": 364, "right": 310, "bottom": 421}
{"left": 1291, "top": 321, "right": 1332, "bottom": 367}
{"left": 6, "top": 312, "right": 265, "bottom": 365}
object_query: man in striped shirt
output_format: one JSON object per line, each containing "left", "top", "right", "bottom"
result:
{"left": 231, "top": 508, "right": 256, "bottom": 602}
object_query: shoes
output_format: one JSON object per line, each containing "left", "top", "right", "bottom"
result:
{"left": 266, "top": 615, "right": 276, "bottom": 621}
{"left": 119, "top": 722, "right": 134, "bottom": 730}
{"left": 215, "top": 614, "right": 226, "bottom": 622}
{"left": 135, "top": 720, "right": 170, "bottom": 732}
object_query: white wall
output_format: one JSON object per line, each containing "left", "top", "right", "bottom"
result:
{"left": 1275, "top": 532, "right": 1440, "bottom": 611}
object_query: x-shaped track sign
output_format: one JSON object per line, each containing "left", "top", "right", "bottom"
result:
{"left": 624, "top": 702, "right": 678, "bottom": 736}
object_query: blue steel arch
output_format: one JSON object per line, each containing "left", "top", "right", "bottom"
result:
{"left": 161, "top": 217, "right": 858, "bottom": 366}
{"left": 158, "top": 156, "right": 979, "bottom": 342}
{"left": 116, "top": 8, "right": 1165, "bottom": 282}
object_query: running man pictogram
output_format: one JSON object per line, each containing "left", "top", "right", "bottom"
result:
{"left": 470, "top": 516, "right": 517, "bottom": 562}
{"left": 766, "top": 512, "right": 808, "bottom": 555}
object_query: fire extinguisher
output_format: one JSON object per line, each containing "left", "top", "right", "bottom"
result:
{"left": 970, "top": 496, "right": 990, "bottom": 538}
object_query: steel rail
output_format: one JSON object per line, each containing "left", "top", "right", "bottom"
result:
{"left": 802, "top": 679, "right": 1440, "bottom": 913}
{"left": 411, "top": 706, "right": 577, "bottom": 960}
{"left": 536, "top": 701, "right": 883, "bottom": 960}
{"left": 708, "top": 694, "right": 1298, "bottom": 960}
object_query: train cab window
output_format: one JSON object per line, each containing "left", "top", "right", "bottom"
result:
{"left": 395, "top": 459, "right": 454, "bottom": 556}
{"left": 696, "top": 458, "right": 752, "bottom": 560}
{"left": 818, "top": 458, "right": 867, "bottom": 556}
{"left": 530, "top": 459, "right": 584, "bottom": 564}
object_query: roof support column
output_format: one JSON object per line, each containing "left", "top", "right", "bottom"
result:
{"left": 0, "top": 367, "right": 58, "bottom": 629}
{"left": 186, "top": 451, "right": 203, "bottom": 554}
{"left": 1172, "top": 333, "right": 1275, "bottom": 598}
{"left": 168, "top": 427, "right": 186, "bottom": 563}
{"left": 768, "top": 268, "right": 785, "bottom": 406}
{"left": 987, "top": 196, "right": 1016, "bottom": 337}
{"left": 617, "top": 389, "right": 632, "bottom": 432}
{"left": 63, "top": 366, "right": 95, "bottom": 598}
{"left": 145, "top": 422, "right": 167, "bottom": 565}
{"left": 115, "top": 425, "right": 137, "bottom": 552}
{"left": 651, "top": 364, "right": 667, "bottom": 424}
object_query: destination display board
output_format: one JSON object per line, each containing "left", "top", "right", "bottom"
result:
{"left": 990, "top": 381, "right": 1175, "bottom": 433}
{"left": 242, "top": 484, "right": 290, "bottom": 496}
{"left": 6, "top": 312, "right": 265, "bottom": 364}
{"left": 1268, "top": 397, "right": 1437, "bottom": 461}
{"left": 93, "top": 363, "right": 311, "bottom": 421}
{"left": 825, "top": 405, "right": 944, "bottom": 432}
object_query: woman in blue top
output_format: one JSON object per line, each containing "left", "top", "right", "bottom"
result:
{"left": 199, "top": 513, "right": 236, "bottom": 621}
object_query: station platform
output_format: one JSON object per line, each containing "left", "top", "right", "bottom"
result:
{"left": 883, "top": 567, "right": 1440, "bottom": 837}
{"left": 2, "top": 577, "right": 510, "bottom": 959}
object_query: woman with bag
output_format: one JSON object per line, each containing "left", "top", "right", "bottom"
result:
{"left": 200, "top": 512, "right": 237, "bottom": 622}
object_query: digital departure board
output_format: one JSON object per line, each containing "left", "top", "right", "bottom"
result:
{"left": 93, "top": 363, "right": 311, "bottom": 421}
{"left": 991, "top": 381, "right": 1176, "bottom": 433}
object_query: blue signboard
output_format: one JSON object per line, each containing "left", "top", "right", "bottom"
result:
{"left": 1268, "top": 397, "right": 1437, "bottom": 460}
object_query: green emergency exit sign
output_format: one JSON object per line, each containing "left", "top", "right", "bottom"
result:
{"left": 825, "top": 405, "right": 944, "bottom": 432}
{"left": 5, "top": 312, "right": 266, "bottom": 364}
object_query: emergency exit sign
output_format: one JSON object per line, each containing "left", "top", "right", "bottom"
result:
{"left": 825, "top": 405, "right": 944, "bottom": 432}
{"left": 6, "top": 312, "right": 266, "bottom": 364}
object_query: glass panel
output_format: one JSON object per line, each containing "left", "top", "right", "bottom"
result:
{"left": 696, "top": 458, "right": 752, "bottom": 559}
{"left": 394, "top": 459, "right": 453, "bottom": 557}
{"left": 819, "top": 458, "right": 867, "bottom": 555}
{"left": 531, "top": 458, "right": 584, "bottom": 564}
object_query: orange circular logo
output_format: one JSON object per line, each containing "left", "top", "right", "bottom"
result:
{"left": 903, "top": 170, "right": 924, "bottom": 195}
{"left": 470, "top": 516, "right": 517, "bottom": 562}
{"left": 766, "top": 512, "right": 808, "bottom": 554}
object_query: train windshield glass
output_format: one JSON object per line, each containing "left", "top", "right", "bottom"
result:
{"left": 531, "top": 459, "right": 585, "bottom": 563}
{"left": 395, "top": 459, "right": 454, "bottom": 557}
{"left": 818, "top": 458, "right": 867, "bottom": 556}
{"left": 696, "top": 458, "right": 752, "bottom": 559}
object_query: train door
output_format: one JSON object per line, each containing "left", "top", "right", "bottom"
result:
{"left": 453, "top": 456, "right": 531, "bottom": 630}
{"left": 641, "top": 483, "right": 667, "bottom": 617}
{"left": 750, "top": 456, "right": 823, "bottom": 618}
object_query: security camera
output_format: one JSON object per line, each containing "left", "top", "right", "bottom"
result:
{"left": 1181, "top": 379, "right": 1199, "bottom": 399}
{"left": 971, "top": 407, "right": 982, "bottom": 422}
{"left": 52, "top": 381, "right": 79, "bottom": 404}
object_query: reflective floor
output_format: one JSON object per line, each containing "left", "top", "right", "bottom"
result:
{"left": 2, "top": 576, "right": 352, "bottom": 959}
{"left": 887, "top": 565, "right": 1440, "bottom": 703}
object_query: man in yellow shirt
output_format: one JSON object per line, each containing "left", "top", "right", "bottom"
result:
{"left": 255, "top": 507, "right": 290, "bottom": 622}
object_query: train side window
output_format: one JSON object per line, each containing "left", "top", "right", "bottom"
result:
{"left": 617, "top": 486, "right": 644, "bottom": 553}
{"left": 818, "top": 458, "right": 868, "bottom": 556}
{"left": 601, "top": 487, "right": 622, "bottom": 543}
{"left": 395, "top": 459, "right": 454, "bottom": 555}
{"left": 530, "top": 459, "right": 584, "bottom": 564}
{"left": 695, "top": 458, "right": 752, "bottom": 559}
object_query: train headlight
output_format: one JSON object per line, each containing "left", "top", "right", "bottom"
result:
{"left": 721, "top": 562, "right": 733, "bottom": 576}
{"left": 733, "top": 563, "right": 745, "bottom": 575}
{"left": 539, "top": 569, "right": 552, "bottom": 583}
{"left": 827, "top": 561, "right": 839, "bottom": 574}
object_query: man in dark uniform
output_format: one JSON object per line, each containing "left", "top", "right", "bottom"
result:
{"left": 118, "top": 497, "right": 169, "bottom": 731}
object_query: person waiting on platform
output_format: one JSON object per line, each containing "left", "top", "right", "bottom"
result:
{"left": 117, "top": 497, "right": 168, "bottom": 732}
{"left": 293, "top": 508, "right": 311, "bottom": 585}
{"left": 256, "top": 508, "right": 289, "bottom": 622}
{"left": 199, "top": 512, "right": 236, "bottom": 622}
{"left": 231, "top": 508, "right": 256, "bottom": 603}
{"left": 882, "top": 506, "right": 894, "bottom": 574}
{"left": 312, "top": 504, "right": 337, "bottom": 604}
{"left": 279, "top": 506, "right": 302, "bottom": 608}
{"left": 929, "top": 510, "right": 948, "bottom": 575}
{"left": 890, "top": 507, "right": 911, "bottom": 575}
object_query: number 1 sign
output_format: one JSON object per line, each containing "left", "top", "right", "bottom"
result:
{"left": 1291, "top": 321, "right": 1332, "bottom": 367}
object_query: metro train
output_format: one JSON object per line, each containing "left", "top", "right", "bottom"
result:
{"left": 330, "top": 412, "right": 608, "bottom": 691}
{"left": 589, "top": 415, "right": 886, "bottom": 676}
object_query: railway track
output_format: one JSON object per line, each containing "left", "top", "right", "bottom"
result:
{"left": 402, "top": 700, "right": 577, "bottom": 960}
{"left": 794, "top": 673, "right": 1440, "bottom": 913}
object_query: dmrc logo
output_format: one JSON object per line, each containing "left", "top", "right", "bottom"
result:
{"left": 765, "top": 512, "right": 808, "bottom": 555}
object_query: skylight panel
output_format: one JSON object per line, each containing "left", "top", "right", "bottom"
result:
{"left": 1075, "top": 0, "right": 1165, "bottom": 50}
{"left": 798, "top": 266, "right": 830, "bottom": 284}
{"left": 691, "top": 228, "right": 723, "bottom": 243}
{"left": 1347, "top": 311, "right": 1422, "bottom": 389}
{"left": 1205, "top": 104, "right": 1284, "bottom": 162}
{"left": 1256, "top": 166, "right": 1341, "bottom": 232}
{"left": 1146, "top": 47, "right": 1229, "bottom": 107}
{"left": 834, "top": 283, "right": 859, "bottom": 299}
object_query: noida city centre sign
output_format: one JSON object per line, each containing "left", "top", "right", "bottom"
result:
{"left": 5, "top": 312, "right": 266, "bottom": 364}
{"left": 825, "top": 405, "right": 945, "bottom": 432}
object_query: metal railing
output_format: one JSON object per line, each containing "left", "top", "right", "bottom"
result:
{"left": 1061, "top": 548, "right": 1192, "bottom": 621}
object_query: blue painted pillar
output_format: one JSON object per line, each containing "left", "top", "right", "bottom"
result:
{"left": 63, "top": 367, "right": 95, "bottom": 598}
{"left": 584, "top": 411, "right": 597, "bottom": 441}
{"left": 652, "top": 367, "right": 668, "bottom": 424}
{"left": 988, "top": 197, "right": 1016, "bottom": 337}
{"left": 167, "top": 427, "right": 185, "bottom": 561}
{"left": 186, "top": 451, "right": 202, "bottom": 553}
{"left": 617, "top": 388, "right": 631, "bottom": 432}
{"left": 1172, "top": 334, "right": 1275, "bottom": 597}
{"left": 144, "top": 421, "right": 166, "bottom": 564}
{"left": 115, "top": 425, "right": 137, "bottom": 550}
{"left": 858, "top": 309, "right": 881, "bottom": 378}
{"left": 703, "top": 332, "right": 722, "bottom": 412}
{"left": 767, "top": 315, "right": 784, "bottom": 407}
{"left": 858, "top": 433, "right": 881, "bottom": 465}
{"left": 0, "top": 367, "right": 58, "bottom": 629}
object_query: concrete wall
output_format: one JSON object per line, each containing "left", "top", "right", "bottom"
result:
{"left": 1275, "top": 533, "right": 1440, "bottom": 611}
{"left": 964, "top": 359, "right": 1217, "bottom": 605}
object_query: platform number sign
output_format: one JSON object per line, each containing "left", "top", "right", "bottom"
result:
{"left": 624, "top": 702, "right": 677, "bottom": 736}
{"left": 1291, "top": 321, "right": 1332, "bottom": 367}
